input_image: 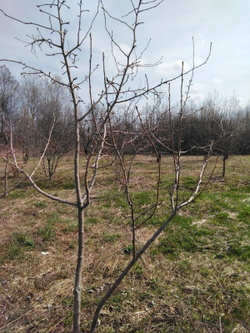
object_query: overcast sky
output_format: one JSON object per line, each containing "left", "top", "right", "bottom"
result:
{"left": 0, "top": 0, "right": 249, "bottom": 107}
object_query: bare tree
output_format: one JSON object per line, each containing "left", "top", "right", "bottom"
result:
{"left": 89, "top": 63, "right": 214, "bottom": 332}
{"left": 201, "top": 94, "right": 239, "bottom": 177}
{"left": 1, "top": 139, "right": 13, "bottom": 197}
{"left": 0, "top": 1, "right": 212, "bottom": 332}
{"left": 0, "top": 120, "right": 27, "bottom": 197}
{"left": 0, "top": 65, "right": 19, "bottom": 143}
{"left": 235, "top": 103, "right": 250, "bottom": 155}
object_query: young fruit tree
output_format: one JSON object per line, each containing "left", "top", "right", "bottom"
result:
{"left": 198, "top": 94, "right": 240, "bottom": 178}
{"left": 0, "top": 1, "right": 212, "bottom": 332}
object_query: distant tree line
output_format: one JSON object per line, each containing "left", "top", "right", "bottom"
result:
{"left": 1, "top": 64, "right": 250, "bottom": 178}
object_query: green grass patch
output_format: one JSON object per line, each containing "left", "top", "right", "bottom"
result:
{"left": 8, "top": 244, "right": 23, "bottom": 260}
{"left": 0, "top": 232, "right": 34, "bottom": 262}
{"left": 237, "top": 205, "right": 250, "bottom": 224}
{"left": 86, "top": 216, "right": 98, "bottom": 225}
{"left": 102, "top": 232, "right": 121, "bottom": 243}
{"left": 37, "top": 223, "right": 55, "bottom": 241}
{"left": 9, "top": 189, "right": 27, "bottom": 199}
{"left": 37, "top": 213, "right": 59, "bottom": 241}
{"left": 114, "top": 194, "right": 128, "bottom": 209}
{"left": 62, "top": 220, "right": 78, "bottom": 234}
{"left": 131, "top": 190, "right": 155, "bottom": 207}
{"left": 12, "top": 232, "right": 34, "bottom": 248}
{"left": 63, "top": 182, "right": 75, "bottom": 190}
{"left": 181, "top": 176, "right": 197, "bottom": 190}
{"left": 148, "top": 215, "right": 164, "bottom": 226}
{"left": 174, "top": 214, "right": 193, "bottom": 227}
{"left": 214, "top": 212, "right": 230, "bottom": 224}
{"left": 34, "top": 201, "right": 47, "bottom": 208}
{"left": 158, "top": 221, "right": 211, "bottom": 257}
{"left": 123, "top": 245, "right": 133, "bottom": 255}
{"left": 224, "top": 243, "right": 250, "bottom": 261}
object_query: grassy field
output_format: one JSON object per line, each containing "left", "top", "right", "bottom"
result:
{"left": 0, "top": 155, "right": 250, "bottom": 332}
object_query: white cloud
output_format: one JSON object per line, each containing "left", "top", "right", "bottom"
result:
{"left": 188, "top": 82, "right": 207, "bottom": 103}
{"left": 1, "top": 0, "right": 250, "bottom": 105}
{"left": 157, "top": 60, "right": 185, "bottom": 76}
{"left": 211, "top": 78, "right": 223, "bottom": 85}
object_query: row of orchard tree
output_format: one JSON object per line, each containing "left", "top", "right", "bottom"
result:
{"left": 0, "top": 65, "right": 75, "bottom": 179}
{"left": 1, "top": 64, "right": 250, "bottom": 178}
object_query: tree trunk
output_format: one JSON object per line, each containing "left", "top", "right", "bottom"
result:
{"left": 73, "top": 207, "right": 84, "bottom": 333}
{"left": 90, "top": 213, "right": 176, "bottom": 333}
{"left": 222, "top": 152, "right": 228, "bottom": 177}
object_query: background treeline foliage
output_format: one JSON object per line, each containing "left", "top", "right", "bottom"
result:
{"left": 1, "top": 65, "right": 250, "bottom": 174}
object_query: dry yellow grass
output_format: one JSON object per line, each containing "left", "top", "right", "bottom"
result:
{"left": 0, "top": 154, "right": 250, "bottom": 332}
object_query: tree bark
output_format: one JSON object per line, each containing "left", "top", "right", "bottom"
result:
{"left": 73, "top": 207, "right": 84, "bottom": 333}
{"left": 222, "top": 152, "right": 228, "bottom": 177}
